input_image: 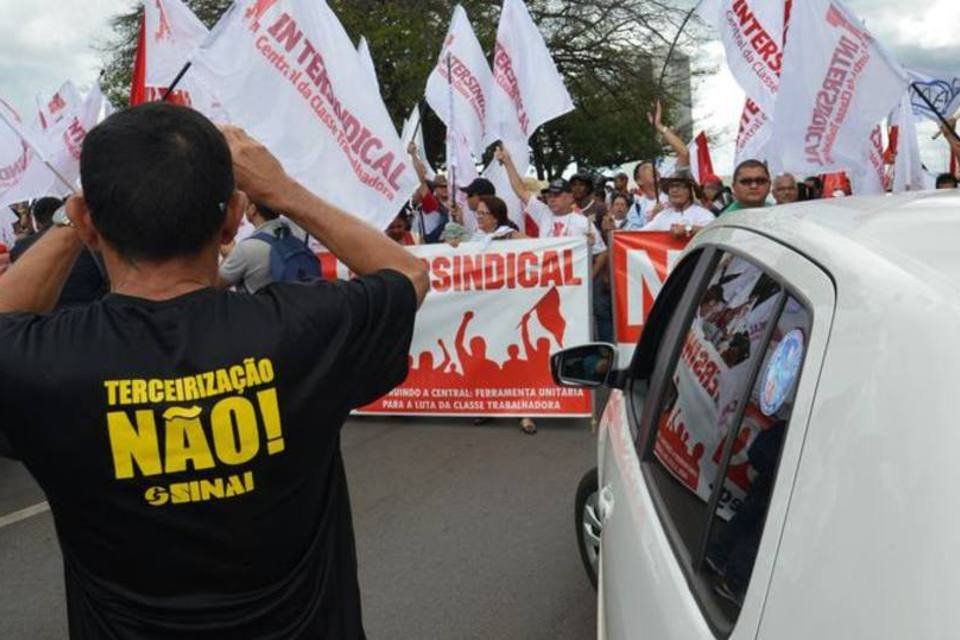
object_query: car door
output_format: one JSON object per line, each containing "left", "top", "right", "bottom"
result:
{"left": 598, "top": 226, "right": 835, "bottom": 640}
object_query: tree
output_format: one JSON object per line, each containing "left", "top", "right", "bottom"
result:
{"left": 100, "top": 0, "right": 700, "bottom": 179}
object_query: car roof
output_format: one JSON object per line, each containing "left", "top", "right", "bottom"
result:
{"left": 713, "top": 190, "right": 960, "bottom": 297}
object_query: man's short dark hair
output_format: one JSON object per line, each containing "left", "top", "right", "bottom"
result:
{"left": 733, "top": 159, "right": 770, "bottom": 183}
{"left": 80, "top": 103, "right": 235, "bottom": 261}
{"left": 31, "top": 196, "right": 64, "bottom": 230}
{"left": 935, "top": 173, "right": 958, "bottom": 189}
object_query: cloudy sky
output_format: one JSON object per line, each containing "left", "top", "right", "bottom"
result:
{"left": 0, "top": 0, "right": 957, "bottom": 175}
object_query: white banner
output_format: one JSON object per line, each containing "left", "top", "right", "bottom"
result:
{"left": 769, "top": 0, "right": 908, "bottom": 175}
{"left": 849, "top": 125, "right": 886, "bottom": 195}
{"left": 698, "top": 0, "right": 787, "bottom": 114}
{"left": 142, "top": 0, "right": 223, "bottom": 117}
{"left": 425, "top": 5, "right": 494, "bottom": 157}
{"left": 190, "top": 0, "right": 418, "bottom": 231}
{"left": 357, "top": 237, "right": 592, "bottom": 417}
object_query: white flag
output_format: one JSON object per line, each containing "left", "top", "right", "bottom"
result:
{"left": 189, "top": 0, "right": 418, "bottom": 230}
{"left": 356, "top": 37, "right": 378, "bottom": 91}
{"left": 447, "top": 128, "right": 479, "bottom": 231}
{"left": 848, "top": 126, "right": 886, "bottom": 195}
{"left": 891, "top": 91, "right": 930, "bottom": 192}
{"left": 484, "top": 0, "right": 572, "bottom": 148}
{"left": 0, "top": 99, "right": 38, "bottom": 207}
{"left": 907, "top": 69, "right": 960, "bottom": 123}
{"left": 400, "top": 104, "right": 435, "bottom": 180}
{"left": 734, "top": 98, "right": 773, "bottom": 166}
{"left": 425, "top": 6, "right": 494, "bottom": 157}
{"left": 35, "top": 81, "right": 82, "bottom": 132}
{"left": 697, "top": 0, "right": 786, "bottom": 114}
{"left": 0, "top": 85, "right": 112, "bottom": 207}
{"left": 769, "top": 0, "right": 908, "bottom": 175}
{"left": 141, "top": 0, "right": 224, "bottom": 119}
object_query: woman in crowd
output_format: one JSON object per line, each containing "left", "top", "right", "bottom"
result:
{"left": 642, "top": 173, "right": 716, "bottom": 239}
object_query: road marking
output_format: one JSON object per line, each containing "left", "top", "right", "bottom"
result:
{"left": 0, "top": 501, "right": 50, "bottom": 530}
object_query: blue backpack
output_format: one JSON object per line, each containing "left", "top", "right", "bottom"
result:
{"left": 253, "top": 224, "right": 321, "bottom": 284}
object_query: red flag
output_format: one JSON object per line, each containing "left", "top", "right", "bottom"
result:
{"left": 951, "top": 145, "right": 958, "bottom": 179}
{"left": 529, "top": 286, "right": 565, "bottom": 347}
{"left": 821, "top": 172, "right": 851, "bottom": 197}
{"left": 690, "top": 131, "right": 715, "bottom": 185}
{"left": 129, "top": 13, "right": 147, "bottom": 106}
{"left": 883, "top": 125, "right": 899, "bottom": 165}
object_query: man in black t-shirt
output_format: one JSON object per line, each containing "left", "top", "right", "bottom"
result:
{"left": 0, "top": 103, "right": 429, "bottom": 639}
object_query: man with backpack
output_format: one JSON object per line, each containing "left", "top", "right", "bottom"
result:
{"left": 219, "top": 200, "right": 319, "bottom": 291}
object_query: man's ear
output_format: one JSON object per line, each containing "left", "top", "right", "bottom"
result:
{"left": 220, "top": 190, "right": 248, "bottom": 246}
{"left": 66, "top": 195, "right": 101, "bottom": 250}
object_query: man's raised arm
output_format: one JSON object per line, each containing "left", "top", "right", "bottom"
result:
{"left": 0, "top": 221, "right": 84, "bottom": 314}
{"left": 221, "top": 126, "right": 429, "bottom": 306}
{"left": 494, "top": 145, "right": 533, "bottom": 205}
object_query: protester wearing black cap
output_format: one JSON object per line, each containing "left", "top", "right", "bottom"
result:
{"left": 570, "top": 170, "right": 606, "bottom": 222}
{"left": 453, "top": 177, "right": 496, "bottom": 227}
{"left": 496, "top": 145, "right": 607, "bottom": 276}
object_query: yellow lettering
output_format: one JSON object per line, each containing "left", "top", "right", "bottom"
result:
{"left": 210, "top": 396, "right": 260, "bottom": 465}
{"left": 256, "top": 388, "right": 285, "bottom": 455}
{"left": 145, "top": 486, "right": 169, "bottom": 506}
{"left": 104, "top": 380, "right": 120, "bottom": 405}
{"left": 182, "top": 376, "right": 199, "bottom": 401}
{"left": 118, "top": 380, "right": 133, "bottom": 405}
{"left": 148, "top": 379, "right": 163, "bottom": 403}
{"left": 258, "top": 359, "right": 275, "bottom": 383}
{"left": 162, "top": 406, "right": 215, "bottom": 474}
{"left": 225, "top": 474, "right": 246, "bottom": 497}
{"left": 107, "top": 410, "right": 162, "bottom": 479}
{"left": 170, "top": 482, "right": 191, "bottom": 504}
{"left": 131, "top": 379, "right": 147, "bottom": 405}
{"left": 199, "top": 478, "right": 225, "bottom": 501}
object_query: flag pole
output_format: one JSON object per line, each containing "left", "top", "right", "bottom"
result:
{"left": 446, "top": 53, "right": 457, "bottom": 214}
{"left": 650, "top": 4, "right": 699, "bottom": 194}
{"left": 161, "top": 62, "right": 193, "bottom": 102}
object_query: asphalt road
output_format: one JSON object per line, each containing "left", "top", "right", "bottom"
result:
{"left": 0, "top": 415, "right": 598, "bottom": 639}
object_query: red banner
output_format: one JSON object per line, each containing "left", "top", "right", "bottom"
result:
{"left": 611, "top": 232, "right": 689, "bottom": 358}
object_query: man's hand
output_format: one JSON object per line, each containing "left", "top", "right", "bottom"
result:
{"left": 407, "top": 141, "right": 418, "bottom": 157}
{"left": 647, "top": 99, "right": 663, "bottom": 131}
{"left": 494, "top": 144, "right": 511, "bottom": 165}
{"left": 464, "top": 310, "right": 475, "bottom": 321}
{"left": 220, "top": 126, "right": 291, "bottom": 208}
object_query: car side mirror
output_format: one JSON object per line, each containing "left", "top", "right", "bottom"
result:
{"left": 551, "top": 343, "right": 619, "bottom": 388}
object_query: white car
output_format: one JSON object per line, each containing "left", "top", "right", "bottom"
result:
{"left": 554, "top": 191, "right": 960, "bottom": 640}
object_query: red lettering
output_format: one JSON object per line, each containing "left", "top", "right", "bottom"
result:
{"left": 517, "top": 252, "right": 538, "bottom": 288}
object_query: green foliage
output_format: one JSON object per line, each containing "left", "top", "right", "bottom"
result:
{"left": 100, "top": 0, "right": 697, "bottom": 179}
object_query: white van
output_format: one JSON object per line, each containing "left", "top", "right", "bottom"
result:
{"left": 554, "top": 191, "right": 960, "bottom": 639}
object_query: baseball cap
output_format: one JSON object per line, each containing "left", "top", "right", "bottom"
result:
{"left": 459, "top": 178, "right": 495, "bottom": 197}
{"left": 546, "top": 178, "right": 571, "bottom": 195}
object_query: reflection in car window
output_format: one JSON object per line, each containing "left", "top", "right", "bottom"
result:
{"left": 704, "top": 298, "right": 810, "bottom": 616}
{"left": 638, "top": 253, "right": 816, "bottom": 634}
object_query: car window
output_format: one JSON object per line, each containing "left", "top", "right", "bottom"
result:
{"left": 634, "top": 251, "right": 813, "bottom": 635}
{"left": 644, "top": 254, "right": 783, "bottom": 558}
{"left": 702, "top": 296, "right": 810, "bottom": 622}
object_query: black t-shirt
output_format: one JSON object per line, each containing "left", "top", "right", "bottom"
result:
{"left": 11, "top": 229, "right": 108, "bottom": 309}
{"left": 0, "top": 270, "right": 417, "bottom": 639}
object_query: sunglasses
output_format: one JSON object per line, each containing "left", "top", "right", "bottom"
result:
{"left": 738, "top": 177, "right": 770, "bottom": 187}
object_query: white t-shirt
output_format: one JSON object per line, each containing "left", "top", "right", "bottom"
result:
{"left": 625, "top": 192, "right": 669, "bottom": 230}
{"left": 641, "top": 204, "right": 716, "bottom": 232}
{"left": 525, "top": 197, "right": 606, "bottom": 255}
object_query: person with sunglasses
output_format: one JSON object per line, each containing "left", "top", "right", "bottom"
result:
{"left": 722, "top": 160, "right": 773, "bottom": 214}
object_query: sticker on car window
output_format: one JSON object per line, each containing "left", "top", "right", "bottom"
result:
{"left": 760, "top": 329, "right": 805, "bottom": 416}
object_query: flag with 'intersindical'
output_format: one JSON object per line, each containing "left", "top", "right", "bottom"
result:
{"left": 769, "top": 0, "right": 907, "bottom": 175}
{"left": 189, "top": 0, "right": 418, "bottom": 231}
